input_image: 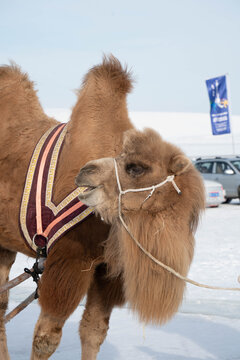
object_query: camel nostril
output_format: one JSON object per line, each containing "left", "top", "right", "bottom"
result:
{"left": 75, "top": 164, "right": 99, "bottom": 186}
{"left": 81, "top": 164, "right": 98, "bottom": 174}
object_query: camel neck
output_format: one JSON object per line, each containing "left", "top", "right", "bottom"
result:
{"left": 52, "top": 118, "right": 132, "bottom": 204}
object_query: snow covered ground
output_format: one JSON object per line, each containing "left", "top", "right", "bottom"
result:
{"left": 5, "top": 110, "right": 240, "bottom": 359}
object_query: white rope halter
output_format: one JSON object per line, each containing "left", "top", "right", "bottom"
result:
{"left": 113, "top": 158, "right": 240, "bottom": 292}
{"left": 113, "top": 159, "right": 181, "bottom": 202}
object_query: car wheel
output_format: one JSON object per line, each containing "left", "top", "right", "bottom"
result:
{"left": 223, "top": 198, "right": 232, "bottom": 204}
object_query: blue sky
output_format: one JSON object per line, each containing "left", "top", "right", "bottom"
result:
{"left": 1, "top": 0, "right": 240, "bottom": 114}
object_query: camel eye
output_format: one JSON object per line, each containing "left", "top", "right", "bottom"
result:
{"left": 125, "top": 163, "right": 146, "bottom": 176}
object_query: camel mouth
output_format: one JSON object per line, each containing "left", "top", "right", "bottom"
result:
{"left": 78, "top": 185, "right": 100, "bottom": 200}
{"left": 83, "top": 186, "right": 96, "bottom": 192}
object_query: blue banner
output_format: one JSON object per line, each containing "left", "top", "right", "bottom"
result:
{"left": 206, "top": 75, "right": 231, "bottom": 135}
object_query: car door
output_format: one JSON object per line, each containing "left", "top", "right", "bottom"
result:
{"left": 195, "top": 161, "right": 214, "bottom": 181}
{"left": 213, "top": 161, "right": 237, "bottom": 197}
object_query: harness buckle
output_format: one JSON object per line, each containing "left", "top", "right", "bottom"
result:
{"left": 24, "top": 256, "right": 45, "bottom": 299}
{"left": 33, "top": 233, "right": 48, "bottom": 249}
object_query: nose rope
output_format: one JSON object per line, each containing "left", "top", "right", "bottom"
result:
{"left": 113, "top": 159, "right": 240, "bottom": 292}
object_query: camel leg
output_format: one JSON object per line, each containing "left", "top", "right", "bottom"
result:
{"left": 80, "top": 264, "right": 125, "bottom": 360}
{"left": 31, "top": 311, "right": 65, "bottom": 360}
{"left": 31, "top": 250, "right": 96, "bottom": 359}
{"left": 0, "top": 246, "right": 16, "bottom": 360}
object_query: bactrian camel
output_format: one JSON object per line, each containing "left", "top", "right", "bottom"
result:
{"left": 0, "top": 56, "right": 205, "bottom": 359}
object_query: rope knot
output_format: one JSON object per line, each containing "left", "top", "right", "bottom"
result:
{"left": 166, "top": 175, "right": 175, "bottom": 182}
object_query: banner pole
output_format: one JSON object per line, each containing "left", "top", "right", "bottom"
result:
{"left": 226, "top": 73, "right": 235, "bottom": 155}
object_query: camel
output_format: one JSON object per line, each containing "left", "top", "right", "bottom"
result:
{"left": 0, "top": 55, "right": 205, "bottom": 359}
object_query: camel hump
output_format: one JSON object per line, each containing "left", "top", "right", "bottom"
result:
{"left": 0, "top": 63, "right": 53, "bottom": 134}
{"left": 0, "top": 63, "right": 35, "bottom": 95}
{"left": 82, "top": 55, "right": 134, "bottom": 95}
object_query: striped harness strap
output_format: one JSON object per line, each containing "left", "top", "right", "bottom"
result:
{"left": 20, "top": 124, "right": 93, "bottom": 255}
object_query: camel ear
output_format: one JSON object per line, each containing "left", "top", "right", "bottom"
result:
{"left": 169, "top": 155, "right": 192, "bottom": 175}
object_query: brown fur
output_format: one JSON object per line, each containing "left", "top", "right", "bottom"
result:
{"left": 76, "top": 128, "right": 205, "bottom": 324}
{"left": 0, "top": 56, "right": 133, "bottom": 359}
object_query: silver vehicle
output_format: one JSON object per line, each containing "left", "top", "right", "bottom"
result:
{"left": 194, "top": 157, "right": 240, "bottom": 202}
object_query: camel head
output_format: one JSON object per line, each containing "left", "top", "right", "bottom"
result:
{"left": 76, "top": 128, "right": 205, "bottom": 324}
{"left": 76, "top": 127, "right": 197, "bottom": 223}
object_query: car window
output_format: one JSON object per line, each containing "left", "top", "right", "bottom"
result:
{"left": 215, "top": 161, "right": 234, "bottom": 174}
{"left": 230, "top": 160, "right": 240, "bottom": 172}
{"left": 195, "top": 161, "right": 213, "bottom": 174}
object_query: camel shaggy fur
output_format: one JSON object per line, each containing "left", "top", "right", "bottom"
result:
{"left": 76, "top": 128, "right": 205, "bottom": 325}
{"left": 0, "top": 56, "right": 205, "bottom": 359}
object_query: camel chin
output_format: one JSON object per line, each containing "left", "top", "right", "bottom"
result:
{"left": 79, "top": 186, "right": 119, "bottom": 224}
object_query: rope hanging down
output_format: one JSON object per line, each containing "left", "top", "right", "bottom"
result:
{"left": 113, "top": 159, "right": 240, "bottom": 292}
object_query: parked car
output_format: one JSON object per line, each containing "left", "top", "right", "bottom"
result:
{"left": 194, "top": 157, "right": 240, "bottom": 203}
{"left": 203, "top": 179, "right": 225, "bottom": 207}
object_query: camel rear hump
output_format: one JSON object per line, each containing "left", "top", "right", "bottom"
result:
{"left": 0, "top": 63, "right": 54, "bottom": 130}
{"left": 0, "top": 63, "right": 56, "bottom": 156}
{"left": 0, "top": 63, "right": 35, "bottom": 98}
